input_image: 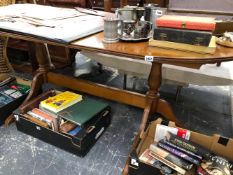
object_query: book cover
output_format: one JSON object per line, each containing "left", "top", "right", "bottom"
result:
{"left": 58, "top": 98, "right": 109, "bottom": 127}
{"left": 149, "top": 143, "right": 191, "bottom": 172}
{"left": 67, "top": 126, "right": 81, "bottom": 136}
{"left": 149, "top": 36, "right": 216, "bottom": 54}
{"left": 8, "top": 82, "right": 30, "bottom": 94}
{"left": 139, "top": 149, "right": 176, "bottom": 175}
{"left": 165, "top": 132, "right": 212, "bottom": 160}
{"left": 153, "top": 27, "right": 212, "bottom": 46}
{"left": 0, "top": 92, "right": 14, "bottom": 107}
{"left": 60, "top": 120, "right": 76, "bottom": 133}
{"left": 160, "top": 139, "right": 202, "bottom": 160}
{"left": 27, "top": 111, "right": 52, "bottom": 128}
{"left": 40, "top": 91, "right": 82, "bottom": 113}
{"left": 156, "top": 15, "right": 216, "bottom": 31}
{"left": 201, "top": 156, "right": 231, "bottom": 175}
{"left": 0, "top": 82, "right": 30, "bottom": 99}
{"left": 31, "top": 108, "right": 58, "bottom": 131}
{"left": 158, "top": 141, "right": 200, "bottom": 165}
{"left": 22, "top": 113, "right": 50, "bottom": 129}
{"left": 149, "top": 144, "right": 187, "bottom": 174}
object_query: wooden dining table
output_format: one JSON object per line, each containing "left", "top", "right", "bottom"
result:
{"left": 2, "top": 28, "right": 233, "bottom": 131}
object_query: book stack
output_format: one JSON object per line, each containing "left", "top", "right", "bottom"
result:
{"left": 23, "top": 90, "right": 110, "bottom": 137}
{"left": 149, "top": 15, "right": 217, "bottom": 54}
{"left": 139, "top": 124, "right": 232, "bottom": 175}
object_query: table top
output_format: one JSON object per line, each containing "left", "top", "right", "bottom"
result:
{"left": 0, "top": 4, "right": 106, "bottom": 43}
{"left": 71, "top": 32, "right": 233, "bottom": 64}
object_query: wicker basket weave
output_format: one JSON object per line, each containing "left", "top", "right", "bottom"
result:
{"left": 0, "top": 0, "right": 15, "bottom": 75}
{"left": 0, "top": 0, "right": 15, "bottom": 6}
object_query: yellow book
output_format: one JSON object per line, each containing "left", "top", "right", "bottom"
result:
{"left": 149, "top": 36, "right": 216, "bottom": 54}
{"left": 40, "top": 91, "right": 82, "bottom": 113}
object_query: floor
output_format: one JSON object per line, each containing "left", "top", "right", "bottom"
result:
{"left": 0, "top": 64, "right": 232, "bottom": 175}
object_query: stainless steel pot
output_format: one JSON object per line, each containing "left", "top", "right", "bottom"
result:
{"left": 116, "top": 6, "right": 144, "bottom": 21}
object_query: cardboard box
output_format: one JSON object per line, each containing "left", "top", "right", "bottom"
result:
{"left": 128, "top": 118, "right": 233, "bottom": 175}
{"left": 14, "top": 89, "right": 111, "bottom": 157}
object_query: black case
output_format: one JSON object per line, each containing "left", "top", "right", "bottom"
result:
{"left": 0, "top": 80, "right": 29, "bottom": 126}
{"left": 0, "top": 94, "right": 27, "bottom": 126}
{"left": 14, "top": 90, "right": 111, "bottom": 157}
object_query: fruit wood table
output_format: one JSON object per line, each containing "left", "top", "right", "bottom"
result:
{"left": 1, "top": 27, "right": 233, "bottom": 175}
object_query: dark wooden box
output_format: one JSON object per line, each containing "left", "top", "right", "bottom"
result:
{"left": 14, "top": 90, "right": 111, "bottom": 157}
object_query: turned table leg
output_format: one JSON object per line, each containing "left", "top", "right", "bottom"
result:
{"left": 122, "top": 62, "right": 178, "bottom": 175}
{"left": 5, "top": 42, "right": 50, "bottom": 126}
{"left": 139, "top": 62, "right": 178, "bottom": 133}
{"left": 21, "top": 42, "right": 50, "bottom": 105}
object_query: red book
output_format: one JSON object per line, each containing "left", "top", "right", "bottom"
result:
{"left": 156, "top": 15, "right": 216, "bottom": 31}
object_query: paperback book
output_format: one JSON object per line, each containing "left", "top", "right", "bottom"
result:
{"left": 149, "top": 143, "right": 193, "bottom": 172}
{"left": 157, "top": 141, "right": 200, "bottom": 165}
{"left": 165, "top": 132, "right": 212, "bottom": 160}
{"left": 31, "top": 108, "right": 58, "bottom": 131}
{"left": 40, "top": 91, "right": 82, "bottom": 113}
{"left": 199, "top": 156, "right": 232, "bottom": 175}
{"left": 160, "top": 139, "right": 202, "bottom": 160}
{"left": 139, "top": 149, "right": 176, "bottom": 175}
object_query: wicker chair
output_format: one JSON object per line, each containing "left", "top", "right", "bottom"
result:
{"left": 0, "top": 0, "right": 15, "bottom": 82}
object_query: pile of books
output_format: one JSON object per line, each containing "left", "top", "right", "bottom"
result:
{"left": 149, "top": 15, "right": 217, "bottom": 54}
{"left": 23, "top": 90, "right": 109, "bottom": 137}
{"left": 139, "top": 124, "right": 232, "bottom": 175}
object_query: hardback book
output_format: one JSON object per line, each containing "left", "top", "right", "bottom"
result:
{"left": 27, "top": 111, "right": 53, "bottom": 129}
{"left": 22, "top": 113, "right": 50, "bottom": 129}
{"left": 31, "top": 108, "right": 58, "bottom": 131}
{"left": 149, "top": 144, "right": 187, "bottom": 174}
{"left": 67, "top": 126, "right": 81, "bottom": 136}
{"left": 150, "top": 143, "right": 193, "bottom": 171}
{"left": 160, "top": 139, "right": 202, "bottom": 160}
{"left": 139, "top": 149, "right": 176, "bottom": 175}
{"left": 156, "top": 15, "right": 216, "bottom": 31}
{"left": 58, "top": 98, "right": 109, "bottom": 128}
{"left": 59, "top": 120, "right": 77, "bottom": 133}
{"left": 40, "top": 91, "right": 82, "bottom": 113}
{"left": 153, "top": 27, "right": 212, "bottom": 46}
{"left": 165, "top": 132, "right": 212, "bottom": 160}
{"left": 149, "top": 36, "right": 216, "bottom": 54}
{"left": 200, "top": 156, "right": 231, "bottom": 175}
{"left": 157, "top": 141, "right": 200, "bottom": 165}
